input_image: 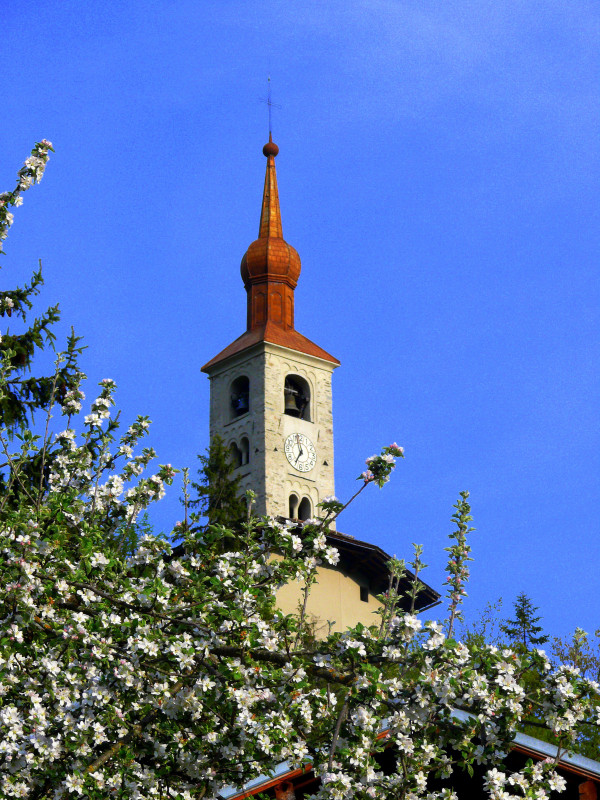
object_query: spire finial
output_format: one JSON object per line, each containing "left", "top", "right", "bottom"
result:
{"left": 262, "top": 80, "right": 279, "bottom": 156}
{"left": 263, "top": 137, "right": 279, "bottom": 157}
{"left": 267, "top": 74, "right": 273, "bottom": 137}
{"left": 261, "top": 75, "right": 281, "bottom": 143}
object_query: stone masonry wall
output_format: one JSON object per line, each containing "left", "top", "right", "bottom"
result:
{"left": 205, "top": 342, "right": 337, "bottom": 520}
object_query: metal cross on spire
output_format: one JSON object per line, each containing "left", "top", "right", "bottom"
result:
{"left": 260, "top": 75, "right": 281, "bottom": 137}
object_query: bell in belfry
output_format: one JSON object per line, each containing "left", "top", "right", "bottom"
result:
{"left": 284, "top": 388, "right": 299, "bottom": 416}
{"left": 234, "top": 393, "right": 249, "bottom": 414}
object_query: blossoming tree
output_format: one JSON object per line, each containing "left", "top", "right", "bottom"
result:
{"left": 0, "top": 145, "right": 598, "bottom": 800}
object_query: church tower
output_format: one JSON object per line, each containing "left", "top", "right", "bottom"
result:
{"left": 202, "top": 137, "right": 339, "bottom": 521}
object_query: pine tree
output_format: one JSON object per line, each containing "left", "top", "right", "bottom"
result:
{"left": 501, "top": 592, "right": 549, "bottom": 649}
{"left": 0, "top": 141, "right": 83, "bottom": 432}
{"left": 189, "top": 434, "right": 246, "bottom": 529}
{"left": 0, "top": 143, "right": 85, "bottom": 506}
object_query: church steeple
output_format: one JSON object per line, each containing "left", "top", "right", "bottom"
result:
{"left": 201, "top": 137, "right": 339, "bottom": 522}
{"left": 241, "top": 136, "right": 301, "bottom": 332}
{"left": 202, "top": 139, "right": 338, "bottom": 371}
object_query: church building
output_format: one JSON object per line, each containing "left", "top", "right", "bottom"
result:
{"left": 201, "top": 137, "right": 438, "bottom": 635}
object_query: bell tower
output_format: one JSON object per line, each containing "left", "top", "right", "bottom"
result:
{"left": 202, "top": 137, "right": 339, "bottom": 521}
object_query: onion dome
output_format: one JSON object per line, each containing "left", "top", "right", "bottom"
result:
{"left": 240, "top": 136, "right": 301, "bottom": 292}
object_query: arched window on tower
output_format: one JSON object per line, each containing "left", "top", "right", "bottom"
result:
{"left": 240, "top": 436, "right": 250, "bottom": 466}
{"left": 289, "top": 493, "right": 299, "bottom": 520}
{"left": 284, "top": 375, "right": 311, "bottom": 421}
{"left": 229, "top": 441, "right": 243, "bottom": 470}
{"left": 230, "top": 376, "right": 250, "bottom": 419}
{"left": 298, "top": 497, "right": 312, "bottom": 521}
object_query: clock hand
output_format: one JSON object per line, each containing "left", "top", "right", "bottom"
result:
{"left": 295, "top": 445, "right": 304, "bottom": 464}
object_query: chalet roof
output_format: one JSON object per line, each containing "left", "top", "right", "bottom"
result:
{"left": 452, "top": 708, "right": 600, "bottom": 781}
{"left": 221, "top": 712, "right": 600, "bottom": 799}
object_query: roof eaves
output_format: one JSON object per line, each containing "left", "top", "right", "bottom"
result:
{"left": 451, "top": 709, "right": 600, "bottom": 779}
{"left": 221, "top": 721, "right": 600, "bottom": 800}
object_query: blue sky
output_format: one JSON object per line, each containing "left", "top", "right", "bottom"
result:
{"left": 2, "top": 0, "right": 599, "bottom": 640}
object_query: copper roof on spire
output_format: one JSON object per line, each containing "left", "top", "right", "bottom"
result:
{"left": 258, "top": 135, "right": 282, "bottom": 239}
{"left": 240, "top": 134, "right": 301, "bottom": 292}
{"left": 202, "top": 139, "right": 339, "bottom": 372}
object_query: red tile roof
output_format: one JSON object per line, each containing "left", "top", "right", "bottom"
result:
{"left": 202, "top": 322, "right": 339, "bottom": 372}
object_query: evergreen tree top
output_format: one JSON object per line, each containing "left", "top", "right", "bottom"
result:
{"left": 501, "top": 591, "right": 549, "bottom": 649}
{"left": 0, "top": 141, "right": 84, "bottom": 431}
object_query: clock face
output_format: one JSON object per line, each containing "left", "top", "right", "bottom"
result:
{"left": 284, "top": 433, "right": 317, "bottom": 473}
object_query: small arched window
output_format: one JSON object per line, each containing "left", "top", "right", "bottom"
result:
{"left": 289, "top": 493, "right": 299, "bottom": 520}
{"left": 284, "top": 375, "right": 311, "bottom": 421}
{"left": 240, "top": 436, "right": 250, "bottom": 466}
{"left": 229, "top": 441, "right": 243, "bottom": 470}
{"left": 298, "top": 497, "right": 312, "bottom": 521}
{"left": 230, "top": 376, "right": 249, "bottom": 419}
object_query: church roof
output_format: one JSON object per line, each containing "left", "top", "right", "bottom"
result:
{"left": 324, "top": 528, "right": 440, "bottom": 611}
{"left": 202, "top": 322, "right": 340, "bottom": 372}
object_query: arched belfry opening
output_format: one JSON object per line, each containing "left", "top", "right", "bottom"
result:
{"left": 289, "top": 493, "right": 299, "bottom": 520}
{"left": 240, "top": 436, "right": 250, "bottom": 466}
{"left": 229, "top": 441, "right": 243, "bottom": 469}
{"left": 284, "top": 375, "right": 311, "bottom": 421}
{"left": 298, "top": 497, "right": 312, "bottom": 521}
{"left": 230, "top": 376, "right": 249, "bottom": 418}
